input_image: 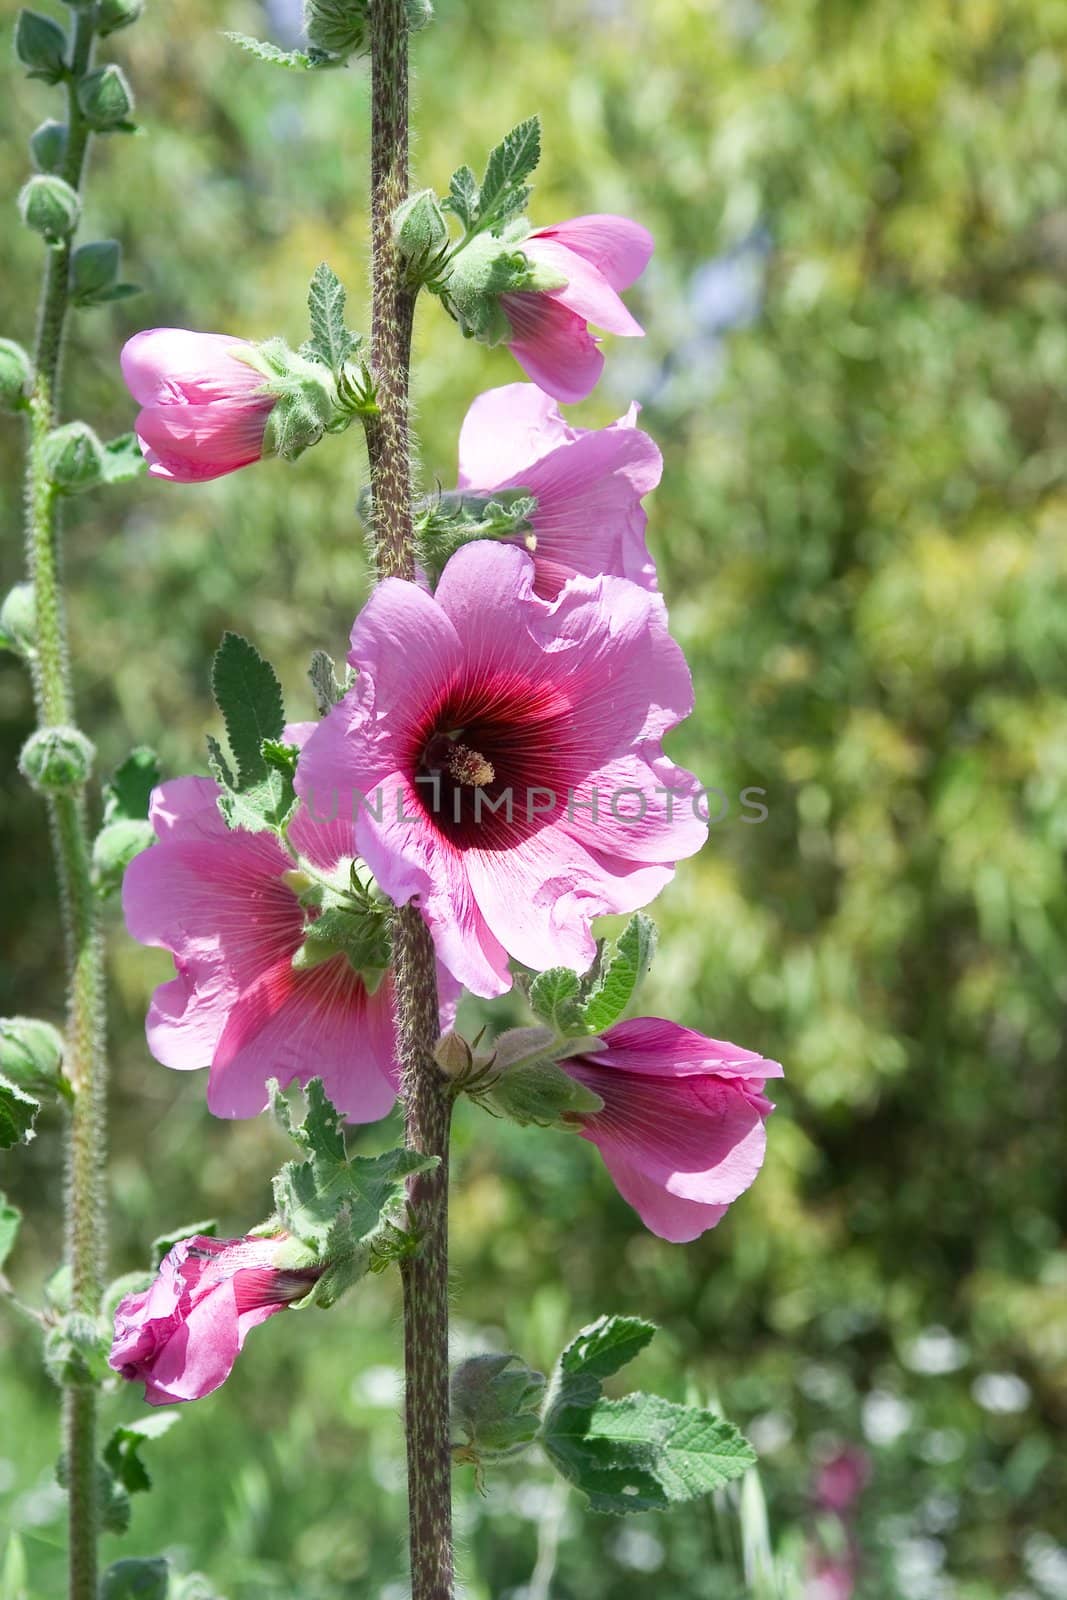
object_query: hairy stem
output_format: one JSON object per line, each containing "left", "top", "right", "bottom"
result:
{"left": 21, "top": 10, "right": 108, "bottom": 1598}
{"left": 364, "top": 3, "right": 454, "bottom": 1599}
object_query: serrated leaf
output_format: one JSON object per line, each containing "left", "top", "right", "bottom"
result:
{"left": 446, "top": 164, "right": 479, "bottom": 228}
{"left": 0, "top": 1075, "right": 39, "bottom": 1149}
{"left": 0, "top": 1195, "right": 20, "bottom": 1273}
{"left": 224, "top": 32, "right": 317, "bottom": 70}
{"left": 103, "top": 1412, "right": 181, "bottom": 1496}
{"left": 560, "top": 1314, "right": 656, "bottom": 1383}
{"left": 582, "top": 915, "right": 657, "bottom": 1034}
{"left": 151, "top": 1219, "right": 217, "bottom": 1265}
{"left": 211, "top": 632, "right": 285, "bottom": 788}
{"left": 99, "top": 1558, "right": 168, "bottom": 1600}
{"left": 528, "top": 967, "right": 585, "bottom": 1033}
{"left": 544, "top": 1392, "right": 755, "bottom": 1514}
{"left": 103, "top": 747, "right": 160, "bottom": 826}
{"left": 306, "top": 263, "right": 359, "bottom": 375}
{"left": 478, "top": 116, "right": 541, "bottom": 229}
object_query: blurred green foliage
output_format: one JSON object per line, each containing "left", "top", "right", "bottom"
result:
{"left": 2, "top": 0, "right": 1066, "bottom": 1596}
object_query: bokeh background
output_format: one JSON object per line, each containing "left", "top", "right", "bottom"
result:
{"left": 2, "top": 1, "right": 1066, "bottom": 1595}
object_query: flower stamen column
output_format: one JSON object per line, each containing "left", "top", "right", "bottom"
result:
{"left": 365, "top": 2, "right": 454, "bottom": 1597}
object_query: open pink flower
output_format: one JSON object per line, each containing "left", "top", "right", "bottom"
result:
{"left": 123, "top": 744, "right": 457, "bottom": 1119}
{"left": 558, "top": 1018, "right": 782, "bottom": 1242}
{"left": 501, "top": 215, "right": 653, "bottom": 403}
{"left": 121, "top": 328, "right": 276, "bottom": 482}
{"left": 110, "top": 1233, "right": 319, "bottom": 1405}
{"left": 294, "top": 542, "right": 706, "bottom": 998}
{"left": 455, "top": 383, "right": 661, "bottom": 599}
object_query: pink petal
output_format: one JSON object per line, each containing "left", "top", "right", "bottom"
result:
{"left": 596, "top": 1152, "right": 730, "bottom": 1243}
{"left": 121, "top": 329, "right": 264, "bottom": 406}
{"left": 456, "top": 383, "right": 572, "bottom": 489}
{"left": 136, "top": 400, "right": 272, "bottom": 483}
{"left": 599, "top": 1018, "right": 784, "bottom": 1081}
{"left": 530, "top": 215, "right": 654, "bottom": 292}
{"left": 501, "top": 293, "right": 605, "bottom": 404}
{"left": 524, "top": 237, "right": 644, "bottom": 338}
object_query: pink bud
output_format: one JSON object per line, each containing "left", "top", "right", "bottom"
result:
{"left": 120, "top": 328, "right": 277, "bottom": 482}
{"left": 109, "top": 1233, "right": 319, "bottom": 1404}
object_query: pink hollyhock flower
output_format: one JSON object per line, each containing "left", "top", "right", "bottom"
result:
{"left": 123, "top": 744, "right": 457, "bottom": 1119}
{"left": 502, "top": 215, "right": 653, "bottom": 403}
{"left": 455, "top": 383, "right": 661, "bottom": 599}
{"left": 806, "top": 1557, "right": 856, "bottom": 1600}
{"left": 294, "top": 542, "right": 706, "bottom": 998}
{"left": 557, "top": 1018, "right": 782, "bottom": 1242}
{"left": 814, "top": 1446, "right": 871, "bottom": 1515}
{"left": 121, "top": 328, "right": 276, "bottom": 482}
{"left": 110, "top": 1233, "right": 319, "bottom": 1405}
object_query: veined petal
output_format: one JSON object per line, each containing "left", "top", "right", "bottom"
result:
{"left": 121, "top": 329, "right": 264, "bottom": 406}
{"left": 524, "top": 237, "right": 645, "bottom": 338}
{"left": 530, "top": 215, "right": 654, "bottom": 292}
{"left": 501, "top": 293, "right": 604, "bottom": 405}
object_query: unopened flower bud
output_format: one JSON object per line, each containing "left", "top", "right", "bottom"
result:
{"left": 29, "top": 118, "right": 68, "bottom": 174}
{"left": 15, "top": 10, "right": 68, "bottom": 84}
{"left": 18, "top": 174, "right": 81, "bottom": 242}
{"left": 393, "top": 189, "right": 449, "bottom": 281}
{"left": 77, "top": 64, "right": 135, "bottom": 131}
{"left": 19, "top": 725, "right": 95, "bottom": 794}
{"left": 434, "top": 1030, "right": 474, "bottom": 1079}
{"left": 0, "top": 340, "right": 32, "bottom": 413}
{"left": 0, "top": 1016, "right": 65, "bottom": 1097}
{"left": 0, "top": 582, "right": 36, "bottom": 655}
{"left": 92, "top": 817, "right": 155, "bottom": 898}
{"left": 70, "top": 239, "right": 120, "bottom": 304}
{"left": 406, "top": 0, "right": 433, "bottom": 31}
{"left": 42, "top": 421, "right": 106, "bottom": 493}
{"left": 303, "top": 0, "right": 366, "bottom": 57}
{"left": 97, "top": 0, "right": 144, "bottom": 36}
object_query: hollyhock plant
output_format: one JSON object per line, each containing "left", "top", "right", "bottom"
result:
{"left": 123, "top": 755, "right": 456, "bottom": 1119}
{"left": 294, "top": 541, "right": 706, "bottom": 998}
{"left": 454, "top": 383, "right": 661, "bottom": 599}
{"left": 109, "top": 1233, "right": 320, "bottom": 1405}
{"left": 121, "top": 328, "right": 277, "bottom": 482}
{"left": 502, "top": 215, "right": 653, "bottom": 403}
{"left": 555, "top": 1018, "right": 782, "bottom": 1243}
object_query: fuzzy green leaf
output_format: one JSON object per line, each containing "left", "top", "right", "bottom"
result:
{"left": 223, "top": 32, "right": 321, "bottom": 70}
{"left": 446, "top": 164, "right": 479, "bottom": 228}
{"left": 478, "top": 116, "right": 541, "bottom": 229}
{"left": 560, "top": 1313, "right": 657, "bottom": 1384}
{"left": 581, "top": 915, "right": 657, "bottom": 1034}
{"left": 527, "top": 967, "right": 585, "bottom": 1033}
{"left": 0, "top": 1075, "right": 39, "bottom": 1149}
{"left": 306, "top": 262, "right": 360, "bottom": 375}
{"left": 210, "top": 632, "right": 285, "bottom": 788}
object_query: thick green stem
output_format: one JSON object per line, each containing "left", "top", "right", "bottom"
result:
{"left": 365, "top": 3, "right": 455, "bottom": 1597}
{"left": 20, "top": 10, "right": 108, "bottom": 1599}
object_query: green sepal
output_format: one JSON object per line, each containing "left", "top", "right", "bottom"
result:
{"left": 415, "top": 489, "right": 537, "bottom": 581}
{"left": 0, "top": 1075, "right": 39, "bottom": 1149}
{"left": 0, "top": 1195, "right": 21, "bottom": 1273}
{"left": 451, "top": 1352, "right": 546, "bottom": 1460}
{"left": 304, "top": 0, "right": 367, "bottom": 58}
{"left": 15, "top": 10, "right": 69, "bottom": 85}
{"left": 269, "top": 1078, "right": 437, "bottom": 1307}
{"left": 99, "top": 1558, "right": 169, "bottom": 1600}
{"left": 103, "top": 1413, "right": 181, "bottom": 1496}
{"left": 540, "top": 1315, "right": 756, "bottom": 1515}
{"left": 482, "top": 1053, "right": 603, "bottom": 1129}
{"left": 440, "top": 233, "right": 557, "bottom": 345}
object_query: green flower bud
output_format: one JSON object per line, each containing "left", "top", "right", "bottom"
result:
{"left": 76, "top": 64, "right": 135, "bottom": 131}
{"left": 451, "top": 1353, "right": 546, "bottom": 1460}
{"left": 70, "top": 239, "right": 120, "bottom": 305}
{"left": 0, "top": 1016, "right": 65, "bottom": 1097}
{"left": 15, "top": 10, "right": 69, "bottom": 84}
{"left": 29, "top": 118, "right": 68, "bottom": 174}
{"left": 91, "top": 817, "right": 155, "bottom": 898}
{"left": 18, "top": 174, "right": 81, "bottom": 242}
{"left": 434, "top": 1030, "right": 474, "bottom": 1079}
{"left": 406, "top": 0, "right": 433, "bottom": 31}
{"left": 97, "top": 0, "right": 144, "bottom": 35}
{"left": 0, "top": 582, "right": 37, "bottom": 655}
{"left": 393, "top": 189, "right": 449, "bottom": 281}
{"left": 303, "top": 0, "right": 366, "bottom": 57}
{"left": 42, "top": 421, "right": 106, "bottom": 492}
{"left": 19, "top": 725, "right": 95, "bottom": 795}
{"left": 0, "top": 339, "right": 32, "bottom": 413}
